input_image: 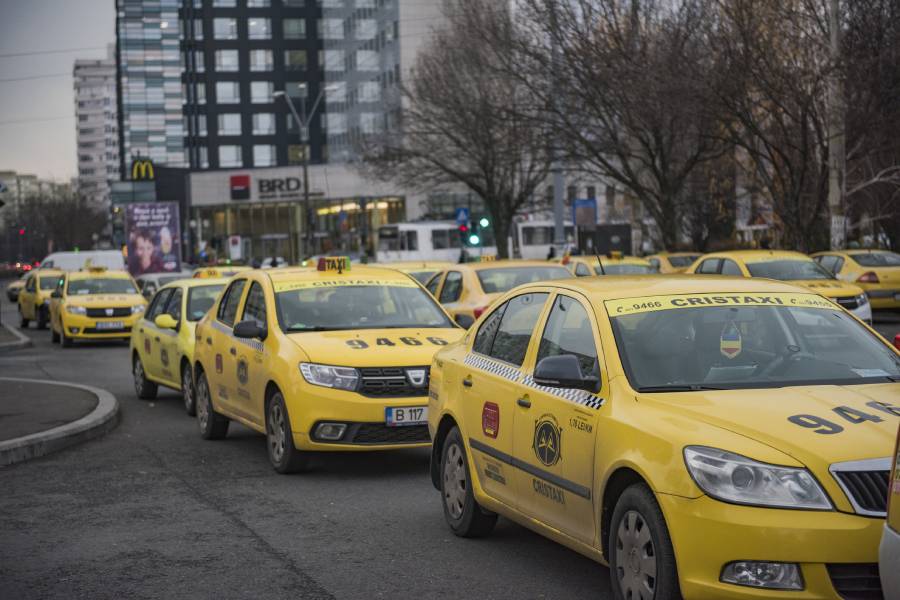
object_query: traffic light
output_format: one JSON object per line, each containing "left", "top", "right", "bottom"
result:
{"left": 458, "top": 223, "right": 469, "bottom": 245}
{"left": 469, "top": 233, "right": 480, "bottom": 245}
{"left": 479, "top": 218, "right": 489, "bottom": 228}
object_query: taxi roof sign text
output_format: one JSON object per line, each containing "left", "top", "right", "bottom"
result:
{"left": 197, "top": 268, "right": 223, "bottom": 278}
{"left": 317, "top": 257, "right": 351, "bottom": 273}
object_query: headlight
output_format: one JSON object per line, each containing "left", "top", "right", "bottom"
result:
{"left": 683, "top": 446, "right": 832, "bottom": 510}
{"left": 66, "top": 306, "right": 87, "bottom": 315}
{"left": 131, "top": 304, "right": 147, "bottom": 314}
{"left": 300, "top": 363, "right": 359, "bottom": 391}
{"left": 856, "top": 293, "right": 868, "bottom": 306}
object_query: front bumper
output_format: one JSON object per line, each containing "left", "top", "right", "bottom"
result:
{"left": 61, "top": 313, "right": 140, "bottom": 338}
{"left": 285, "top": 382, "right": 432, "bottom": 451}
{"left": 660, "top": 493, "right": 882, "bottom": 599}
{"left": 880, "top": 523, "right": 900, "bottom": 600}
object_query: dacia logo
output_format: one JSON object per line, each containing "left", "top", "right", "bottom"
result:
{"left": 132, "top": 159, "right": 154, "bottom": 180}
{"left": 161, "top": 348, "right": 169, "bottom": 367}
{"left": 105, "top": 308, "right": 114, "bottom": 316}
{"left": 533, "top": 414, "right": 561, "bottom": 467}
{"left": 237, "top": 357, "right": 249, "bottom": 386}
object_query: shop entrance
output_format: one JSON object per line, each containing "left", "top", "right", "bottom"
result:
{"left": 262, "top": 234, "right": 290, "bottom": 267}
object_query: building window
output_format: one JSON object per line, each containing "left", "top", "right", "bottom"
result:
{"left": 215, "top": 49, "right": 240, "bottom": 72}
{"left": 78, "top": 115, "right": 89, "bottom": 122}
{"left": 218, "top": 113, "right": 242, "bottom": 136}
{"left": 219, "top": 145, "right": 243, "bottom": 168}
{"left": 197, "top": 83, "right": 207, "bottom": 104}
{"left": 247, "top": 0, "right": 270, "bottom": 6}
{"left": 284, "top": 0, "right": 304, "bottom": 5}
{"left": 253, "top": 113, "right": 275, "bottom": 135}
{"left": 253, "top": 145, "right": 277, "bottom": 167}
{"left": 249, "top": 49, "right": 273, "bottom": 72}
{"left": 79, "top": 155, "right": 93, "bottom": 162}
{"left": 212, "top": 0, "right": 236, "bottom": 6}
{"left": 214, "top": 18, "right": 238, "bottom": 40}
{"left": 251, "top": 81, "right": 274, "bottom": 104}
{"left": 79, "top": 169, "right": 95, "bottom": 176}
{"left": 199, "top": 116, "right": 208, "bottom": 136}
{"left": 216, "top": 81, "right": 240, "bottom": 104}
{"left": 193, "top": 20, "right": 204, "bottom": 40}
{"left": 199, "top": 146, "right": 209, "bottom": 168}
{"left": 193, "top": 50, "right": 206, "bottom": 72}
{"left": 284, "top": 18, "right": 306, "bottom": 39}
{"left": 284, "top": 50, "right": 307, "bottom": 71}
{"left": 248, "top": 18, "right": 271, "bottom": 40}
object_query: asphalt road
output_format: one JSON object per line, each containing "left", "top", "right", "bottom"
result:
{"left": 0, "top": 298, "right": 609, "bottom": 600}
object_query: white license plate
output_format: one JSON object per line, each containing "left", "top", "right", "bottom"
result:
{"left": 894, "top": 293, "right": 900, "bottom": 302}
{"left": 96, "top": 321, "right": 124, "bottom": 330}
{"left": 385, "top": 406, "right": 428, "bottom": 426}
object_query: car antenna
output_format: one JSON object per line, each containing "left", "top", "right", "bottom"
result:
{"left": 594, "top": 249, "right": 606, "bottom": 275}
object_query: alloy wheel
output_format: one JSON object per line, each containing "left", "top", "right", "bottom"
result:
{"left": 133, "top": 359, "right": 145, "bottom": 396}
{"left": 615, "top": 511, "right": 657, "bottom": 600}
{"left": 443, "top": 443, "right": 467, "bottom": 519}
{"left": 268, "top": 403, "right": 286, "bottom": 463}
{"left": 182, "top": 365, "right": 193, "bottom": 411}
{"left": 196, "top": 380, "right": 210, "bottom": 431}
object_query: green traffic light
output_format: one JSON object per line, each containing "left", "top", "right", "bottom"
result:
{"left": 469, "top": 234, "right": 480, "bottom": 245}
{"left": 479, "top": 218, "right": 489, "bottom": 227}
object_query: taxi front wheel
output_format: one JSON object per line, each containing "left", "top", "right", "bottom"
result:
{"left": 266, "top": 393, "right": 310, "bottom": 474}
{"left": 610, "top": 484, "right": 682, "bottom": 600}
{"left": 19, "top": 309, "right": 28, "bottom": 329}
{"left": 441, "top": 427, "right": 497, "bottom": 537}
{"left": 196, "top": 372, "right": 229, "bottom": 440}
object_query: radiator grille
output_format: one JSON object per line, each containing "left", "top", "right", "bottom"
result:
{"left": 826, "top": 563, "right": 884, "bottom": 600}
{"left": 357, "top": 366, "right": 429, "bottom": 397}
{"left": 833, "top": 470, "right": 889, "bottom": 515}
{"left": 86, "top": 307, "right": 132, "bottom": 318}
{"left": 350, "top": 423, "right": 431, "bottom": 444}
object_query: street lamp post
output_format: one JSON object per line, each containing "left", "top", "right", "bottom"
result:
{"left": 275, "top": 83, "right": 338, "bottom": 261}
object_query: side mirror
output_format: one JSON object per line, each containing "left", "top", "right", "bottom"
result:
{"left": 155, "top": 314, "right": 178, "bottom": 330}
{"left": 533, "top": 355, "right": 601, "bottom": 393}
{"left": 234, "top": 319, "right": 267, "bottom": 341}
{"left": 51, "top": 291, "right": 62, "bottom": 299}
{"left": 454, "top": 313, "right": 475, "bottom": 329}
{"left": 26, "top": 287, "right": 35, "bottom": 293}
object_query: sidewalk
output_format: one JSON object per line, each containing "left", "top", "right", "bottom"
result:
{"left": 0, "top": 378, "right": 119, "bottom": 465}
{"left": 0, "top": 321, "right": 31, "bottom": 353}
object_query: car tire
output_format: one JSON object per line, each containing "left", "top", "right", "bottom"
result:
{"left": 196, "top": 372, "right": 229, "bottom": 440}
{"left": 610, "top": 483, "right": 682, "bottom": 600}
{"left": 441, "top": 426, "right": 497, "bottom": 537}
{"left": 60, "top": 327, "right": 73, "bottom": 348}
{"left": 181, "top": 362, "right": 196, "bottom": 416}
{"left": 19, "top": 309, "right": 28, "bottom": 329}
{"left": 36, "top": 307, "right": 47, "bottom": 330}
{"left": 266, "top": 392, "right": 310, "bottom": 474}
{"left": 133, "top": 355, "right": 158, "bottom": 400}
{"left": 51, "top": 325, "right": 59, "bottom": 343}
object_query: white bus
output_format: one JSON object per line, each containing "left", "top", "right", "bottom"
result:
{"left": 515, "top": 220, "right": 577, "bottom": 260}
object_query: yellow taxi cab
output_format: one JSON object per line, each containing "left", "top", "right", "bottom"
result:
{"left": 6, "top": 272, "right": 29, "bottom": 302}
{"left": 423, "top": 259, "right": 573, "bottom": 327}
{"left": 367, "top": 261, "right": 454, "bottom": 286}
{"left": 645, "top": 252, "right": 703, "bottom": 273}
{"left": 130, "top": 273, "right": 229, "bottom": 415}
{"left": 17, "top": 268, "right": 66, "bottom": 329}
{"left": 563, "top": 254, "right": 659, "bottom": 277}
{"left": 811, "top": 250, "right": 900, "bottom": 309}
{"left": 191, "top": 257, "right": 465, "bottom": 473}
{"left": 686, "top": 250, "right": 873, "bottom": 325}
{"left": 48, "top": 267, "right": 146, "bottom": 348}
{"left": 191, "top": 265, "right": 253, "bottom": 278}
{"left": 428, "top": 275, "right": 899, "bottom": 599}
{"left": 881, "top": 419, "right": 900, "bottom": 598}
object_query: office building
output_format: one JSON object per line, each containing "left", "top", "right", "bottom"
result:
{"left": 74, "top": 45, "right": 119, "bottom": 207}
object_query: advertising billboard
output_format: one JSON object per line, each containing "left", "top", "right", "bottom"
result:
{"left": 125, "top": 202, "right": 182, "bottom": 276}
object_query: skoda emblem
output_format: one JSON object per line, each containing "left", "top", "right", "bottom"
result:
{"left": 160, "top": 348, "right": 169, "bottom": 367}
{"left": 237, "top": 357, "right": 249, "bottom": 386}
{"left": 406, "top": 369, "right": 427, "bottom": 387}
{"left": 533, "top": 414, "right": 561, "bottom": 467}
{"left": 105, "top": 308, "right": 114, "bottom": 316}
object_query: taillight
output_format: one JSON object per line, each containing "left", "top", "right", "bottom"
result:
{"left": 473, "top": 307, "right": 487, "bottom": 319}
{"left": 894, "top": 334, "right": 900, "bottom": 350}
{"left": 857, "top": 271, "right": 879, "bottom": 284}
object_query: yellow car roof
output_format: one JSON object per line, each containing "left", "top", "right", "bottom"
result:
{"left": 34, "top": 269, "right": 67, "bottom": 277}
{"left": 547, "top": 274, "right": 810, "bottom": 301}
{"left": 842, "top": 249, "right": 899, "bottom": 256}
{"left": 368, "top": 261, "right": 453, "bottom": 271}
{"left": 67, "top": 270, "right": 134, "bottom": 281}
{"left": 266, "top": 265, "right": 414, "bottom": 284}
{"left": 646, "top": 252, "right": 702, "bottom": 259}
{"left": 455, "top": 259, "right": 562, "bottom": 271}
{"left": 701, "top": 250, "right": 812, "bottom": 262}
{"left": 161, "top": 277, "right": 230, "bottom": 290}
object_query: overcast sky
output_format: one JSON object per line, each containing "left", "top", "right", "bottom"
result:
{"left": 0, "top": 0, "right": 115, "bottom": 182}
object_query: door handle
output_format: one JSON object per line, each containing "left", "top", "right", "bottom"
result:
{"left": 206, "top": 337, "right": 212, "bottom": 345}
{"left": 517, "top": 398, "right": 531, "bottom": 408}
{"left": 462, "top": 378, "right": 473, "bottom": 387}
{"left": 230, "top": 347, "right": 236, "bottom": 355}
{"left": 139, "top": 328, "right": 144, "bottom": 333}
{"left": 155, "top": 336, "right": 160, "bottom": 342}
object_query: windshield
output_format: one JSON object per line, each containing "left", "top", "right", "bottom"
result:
{"left": 668, "top": 256, "right": 701, "bottom": 268}
{"left": 596, "top": 264, "right": 658, "bottom": 275}
{"left": 608, "top": 293, "right": 900, "bottom": 391}
{"left": 852, "top": 253, "right": 900, "bottom": 267}
{"left": 276, "top": 280, "right": 454, "bottom": 331}
{"left": 67, "top": 278, "right": 137, "bottom": 295}
{"left": 476, "top": 266, "right": 573, "bottom": 294}
{"left": 39, "top": 277, "right": 60, "bottom": 290}
{"left": 745, "top": 260, "right": 833, "bottom": 281}
{"left": 187, "top": 284, "right": 225, "bottom": 321}
{"left": 408, "top": 271, "right": 437, "bottom": 285}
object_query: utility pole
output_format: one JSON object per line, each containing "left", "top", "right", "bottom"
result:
{"left": 549, "top": 0, "right": 566, "bottom": 251}
{"left": 827, "top": 0, "right": 846, "bottom": 250}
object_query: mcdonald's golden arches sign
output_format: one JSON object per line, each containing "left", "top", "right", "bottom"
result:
{"left": 132, "top": 159, "right": 155, "bottom": 180}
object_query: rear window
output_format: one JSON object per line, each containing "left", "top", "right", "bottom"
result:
{"left": 596, "top": 264, "right": 658, "bottom": 275}
{"left": 668, "top": 256, "right": 701, "bottom": 268}
{"left": 745, "top": 260, "right": 833, "bottom": 281}
{"left": 39, "top": 277, "right": 60, "bottom": 290}
{"left": 476, "top": 266, "right": 572, "bottom": 294}
{"left": 852, "top": 253, "right": 900, "bottom": 267}
{"left": 187, "top": 284, "right": 226, "bottom": 321}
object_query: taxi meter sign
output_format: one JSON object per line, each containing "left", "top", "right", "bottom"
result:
{"left": 482, "top": 401, "right": 499, "bottom": 438}
{"left": 197, "top": 268, "right": 223, "bottom": 278}
{"left": 317, "top": 257, "right": 351, "bottom": 273}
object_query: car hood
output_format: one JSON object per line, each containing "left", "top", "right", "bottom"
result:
{"left": 286, "top": 327, "right": 465, "bottom": 367}
{"left": 65, "top": 294, "right": 145, "bottom": 307}
{"left": 791, "top": 280, "right": 864, "bottom": 298}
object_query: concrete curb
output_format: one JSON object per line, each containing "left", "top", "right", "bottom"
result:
{"left": 0, "top": 321, "right": 31, "bottom": 354}
{"left": 0, "top": 378, "right": 120, "bottom": 466}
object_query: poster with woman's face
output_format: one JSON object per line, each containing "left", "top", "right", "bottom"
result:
{"left": 125, "top": 202, "right": 182, "bottom": 276}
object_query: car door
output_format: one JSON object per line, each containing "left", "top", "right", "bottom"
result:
{"left": 232, "top": 281, "right": 269, "bottom": 424}
{"left": 461, "top": 291, "right": 551, "bottom": 509}
{"left": 157, "top": 288, "right": 183, "bottom": 387}
{"left": 513, "top": 292, "right": 604, "bottom": 545}
{"left": 208, "top": 278, "right": 248, "bottom": 416}
{"left": 139, "top": 289, "right": 173, "bottom": 380}
{"left": 20, "top": 275, "right": 36, "bottom": 319}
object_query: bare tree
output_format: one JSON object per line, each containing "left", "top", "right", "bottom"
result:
{"left": 357, "top": 0, "right": 555, "bottom": 258}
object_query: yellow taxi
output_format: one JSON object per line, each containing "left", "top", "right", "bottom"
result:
{"left": 811, "top": 250, "right": 900, "bottom": 309}
{"left": 881, "top": 419, "right": 900, "bottom": 597}
{"left": 686, "top": 250, "right": 873, "bottom": 325}
{"left": 6, "top": 272, "right": 29, "bottom": 302}
{"left": 645, "top": 252, "right": 703, "bottom": 273}
{"left": 192, "top": 257, "right": 465, "bottom": 473}
{"left": 130, "top": 274, "right": 229, "bottom": 415}
{"left": 367, "top": 261, "right": 454, "bottom": 286}
{"left": 17, "top": 268, "right": 66, "bottom": 329}
{"left": 48, "top": 268, "right": 146, "bottom": 347}
{"left": 191, "top": 265, "right": 253, "bottom": 278}
{"left": 428, "top": 275, "right": 898, "bottom": 599}
{"left": 423, "top": 259, "right": 573, "bottom": 327}
{"left": 563, "top": 254, "right": 659, "bottom": 277}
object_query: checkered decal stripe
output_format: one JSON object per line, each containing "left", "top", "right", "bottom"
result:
{"left": 521, "top": 375, "right": 605, "bottom": 410}
{"left": 464, "top": 354, "right": 521, "bottom": 382}
{"left": 211, "top": 320, "right": 265, "bottom": 352}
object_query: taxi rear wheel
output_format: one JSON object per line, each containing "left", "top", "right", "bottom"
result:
{"left": 133, "top": 355, "right": 158, "bottom": 400}
{"left": 196, "top": 372, "right": 229, "bottom": 440}
{"left": 181, "top": 362, "right": 196, "bottom": 416}
{"left": 19, "top": 309, "right": 28, "bottom": 329}
{"left": 610, "top": 484, "right": 682, "bottom": 600}
{"left": 266, "top": 393, "right": 310, "bottom": 474}
{"left": 441, "top": 427, "right": 497, "bottom": 537}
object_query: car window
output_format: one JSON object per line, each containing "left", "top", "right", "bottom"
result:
{"left": 187, "top": 284, "right": 226, "bottom": 321}
{"left": 472, "top": 301, "right": 507, "bottom": 356}
{"left": 217, "top": 279, "right": 247, "bottom": 327}
{"left": 26, "top": 276, "right": 35, "bottom": 290}
{"left": 425, "top": 273, "right": 443, "bottom": 297}
{"left": 241, "top": 282, "right": 268, "bottom": 328}
{"left": 439, "top": 271, "right": 463, "bottom": 303}
{"left": 476, "top": 266, "right": 572, "bottom": 294}
{"left": 148, "top": 289, "right": 173, "bottom": 321}
{"left": 833, "top": 257, "right": 844, "bottom": 272}
{"left": 648, "top": 258, "right": 660, "bottom": 269}
{"left": 720, "top": 260, "right": 743, "bottom": 276}
{"left": 536, "top": 295, "right": 598, "bottom": 377}
{"left": 668, "top": 255, "right": 701, "bottom": 268}
{"left": 164, "top": 288, "right": 183, "bottom": 321}
{"left": 817, "top": 255, "right": 837, "bottom": 272}
{"left": 408, "top": 271, "right": 437, "bottom": 285}
{"left": 745, "top": 260, "right": 833, "bottom": 281}
{"left": 851, "top": 252, "right": 900, "bottom": 267}
{"left": 575, "top": 263, "right": 592, "bottom": 276}
{"left": 489, "top": 292, "right": 550, "bottom": 367}
{"left": 697, "top": 259, "right": 720, "bottom": 274}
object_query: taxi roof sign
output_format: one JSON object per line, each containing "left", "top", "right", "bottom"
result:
{"left": 317, "top": 257, "right": 351, "bottom": 273}
{"left": 88, "top": 265, "right": 107, "bottom": 273}
{"left": 607, "top": 251, "right": 623, "bottom": 260}
{"left": 477, "top": 255, "right": 498, "bottom": 262}
{"left": 197, "top": 268, "right": 223, "bottom": 278}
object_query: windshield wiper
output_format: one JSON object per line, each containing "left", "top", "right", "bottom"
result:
{"left": 288, "top": 325, "right": 347, "bottom": 331}
{"left": 637, "top": 385, "right": 729, "bottom": 393}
